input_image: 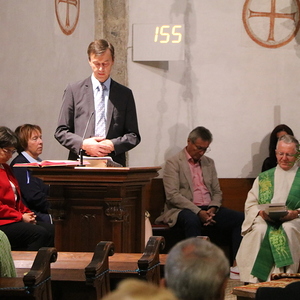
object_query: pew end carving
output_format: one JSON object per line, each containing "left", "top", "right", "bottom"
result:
{"left": 0, "top": 247, "right": 57, "bottom": 300}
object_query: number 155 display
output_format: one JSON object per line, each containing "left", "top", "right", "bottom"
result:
{"left": 133, "top": 24, "right": 185, "bottom": 61}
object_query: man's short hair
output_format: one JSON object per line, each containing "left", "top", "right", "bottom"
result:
{"left": 165, "top": 238, "right": 229, "bottom": 300}
{"left": 87, "top": 39, "right": 115, "bottom": 61}
{"left": 188, "top": 126, "right": 213, "bottom": 143}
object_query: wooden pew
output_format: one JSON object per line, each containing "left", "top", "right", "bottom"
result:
{"left": 145, "top": 178, "right": 255, "bottom": 255}
{"left": 146, "top": 178, "right": 254, "bottom": 223}
{"left": 12, "top": 241, "right": 114, "bottom": 300}
{"left": 12, "top": 237, "right": 167, "bottom": 300}
{"left": 0, "top": 247, "right": 57, "bottom": 300}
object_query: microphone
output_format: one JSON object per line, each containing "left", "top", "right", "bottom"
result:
{"left": 78, "top": 111, "right": 95, "bottom": 167}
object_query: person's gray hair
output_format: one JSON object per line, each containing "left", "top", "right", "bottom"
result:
{"left": 276, "top": 134, "right": 299, "bottom": 151}
{"left": 164, "top": 238, "right": 229, "bottom": 300}
{"left": 188, "top": 127, "right": 213, "bottom": 143}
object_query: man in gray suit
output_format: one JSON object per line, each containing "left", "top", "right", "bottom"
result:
{"left": 156, "top": 126, "right": 243, "bottom": 272}
{"left": 55, "top": 39, "right": 140, "bottom": 166}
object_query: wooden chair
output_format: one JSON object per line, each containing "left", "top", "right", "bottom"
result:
{"left": 0, "top": 247, "right": 57, "bottom": 300}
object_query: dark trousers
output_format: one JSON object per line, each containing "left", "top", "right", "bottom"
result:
{"left": 174, "top": 206, "right": 244, "bottom": 261}
{"left": 0, "top": 221, "right": 55, "bottom": 251}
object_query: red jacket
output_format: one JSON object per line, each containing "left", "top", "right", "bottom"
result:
{"left": 0, "top": 163, "right": 31, "bottom": 226}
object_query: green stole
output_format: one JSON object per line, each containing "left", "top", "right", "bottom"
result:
{"left": 251, "top": 167, "right": 300, "bottom": 281}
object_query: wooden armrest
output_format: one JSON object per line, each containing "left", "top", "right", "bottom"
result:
{"left": 0, "top": 247, "right": 57, "bottom": 299}
{"left": 84, "top": 241, "right": 114, "bottom": 298}
{"left": 138, "top": 236, "right": 165, "bottom": 284}
{"left": 23, "top": 247, "right": 57, "bottom": 288}
{"left": 85, "top": 241, "right": 114, "bottom": 283}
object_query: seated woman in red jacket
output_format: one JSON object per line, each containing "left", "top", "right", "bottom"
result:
{"left": 0, "top": 126, "right": 54, "bottom": 250}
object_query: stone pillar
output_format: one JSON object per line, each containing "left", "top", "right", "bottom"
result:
{"left": 94, "top": 0, "right": 128, "bottom": 86}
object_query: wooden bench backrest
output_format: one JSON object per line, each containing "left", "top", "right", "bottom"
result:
{"left": 11, "top": 237, "right": 167, "bottom": 300}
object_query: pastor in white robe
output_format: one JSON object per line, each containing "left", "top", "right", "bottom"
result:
{"left": 236, "top": 164, "right": 300, "bottom": 283}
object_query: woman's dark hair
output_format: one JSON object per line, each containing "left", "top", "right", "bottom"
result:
{"left": 0, "top": 126, "right": 18, "bottom": 149}
{"left": 269, "top": 124, "right": 294, "bottom": 158}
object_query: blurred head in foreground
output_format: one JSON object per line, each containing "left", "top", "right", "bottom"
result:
{"left": 102, "top": 278, "right": 178, "bottom": 300}
{"left": 163, "top": 237, "right": 229, "bottom": 300}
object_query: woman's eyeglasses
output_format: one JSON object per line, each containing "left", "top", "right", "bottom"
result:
{"left": 1, "top": 148, "right": 17, "bottom": 155}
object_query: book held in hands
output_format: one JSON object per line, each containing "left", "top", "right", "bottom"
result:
{"left": 264, "top": 203, "right": 288, "bottom": 221}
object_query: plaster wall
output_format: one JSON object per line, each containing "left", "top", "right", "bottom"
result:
{"left": 127, "top": 0, "right": 300, "bottom": 178}
{"left": 1, "top": 0, "right": 300, "bottom": 178}
{"left": 0, "top": 0, "right": 94, "bottom": 161}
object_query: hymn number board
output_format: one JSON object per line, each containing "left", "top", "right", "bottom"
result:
{"left": 133, "top": 24, "right": 185, "bottom": 61}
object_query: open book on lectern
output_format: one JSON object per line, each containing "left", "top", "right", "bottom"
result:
{"left": 13, "top": 160, "right": 90, "bottom": 168}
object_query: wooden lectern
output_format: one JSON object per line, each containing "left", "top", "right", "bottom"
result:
{"left": 31, "top": 166, "right": 160, "bottom": 253}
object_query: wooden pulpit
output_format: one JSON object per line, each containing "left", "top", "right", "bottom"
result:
{"left": 31, "top": 166, "right": 160, "bottom": 253}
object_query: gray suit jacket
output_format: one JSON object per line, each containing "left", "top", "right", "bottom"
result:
{"left": 54, "top": 77, "right": 140, "bottom": 166}
{"left": 155, "top": 149, "right": 222, "bottom": 227}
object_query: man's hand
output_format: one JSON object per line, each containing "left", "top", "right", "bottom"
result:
{"left": 82, "top": 137, "right": 114, "bottom": 157}
{"left": 258, "top": 210, "right": 274, "bottom": 222}
{"left": 98, "top": 139, "right": 114, "bottom": 156}
{"left": 22, "top": 212, "right": 36, "bottom": 224}
{"left": 207, "top": 207, "right": 217, "bottom": 217}
{"left": 198, "top": 210, "right": 216, "bottom": 226}
{"left": 280, "top": 210, "right": 298, "bottom": 222}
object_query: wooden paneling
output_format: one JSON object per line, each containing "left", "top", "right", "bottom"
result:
{"left": 219, "top": 178, "right": 255, "bottom": 212}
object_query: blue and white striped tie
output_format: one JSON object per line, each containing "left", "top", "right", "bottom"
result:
{"left": 95, "top": 83, "right": 106, "bottom": 137}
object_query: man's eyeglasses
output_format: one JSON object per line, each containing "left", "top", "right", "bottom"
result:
{"left": 1, "top": 148, "right": 17, "bottom": 155}
{"left": 276, "top": 151, "right": 296, "bottom": 158}
{"left": 193, "top": 144, "right": 211, "bottom": 153}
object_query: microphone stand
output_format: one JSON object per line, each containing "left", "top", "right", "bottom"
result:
{"left": 77, "top": 111, "right": 95, "bottom": 167}
{"left": 78, "top": 148, "right": 85, "bottom": 167}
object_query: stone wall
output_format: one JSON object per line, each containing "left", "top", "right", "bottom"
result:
{"left": 95, "top": 0, "right": 128, "bottom": 86}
